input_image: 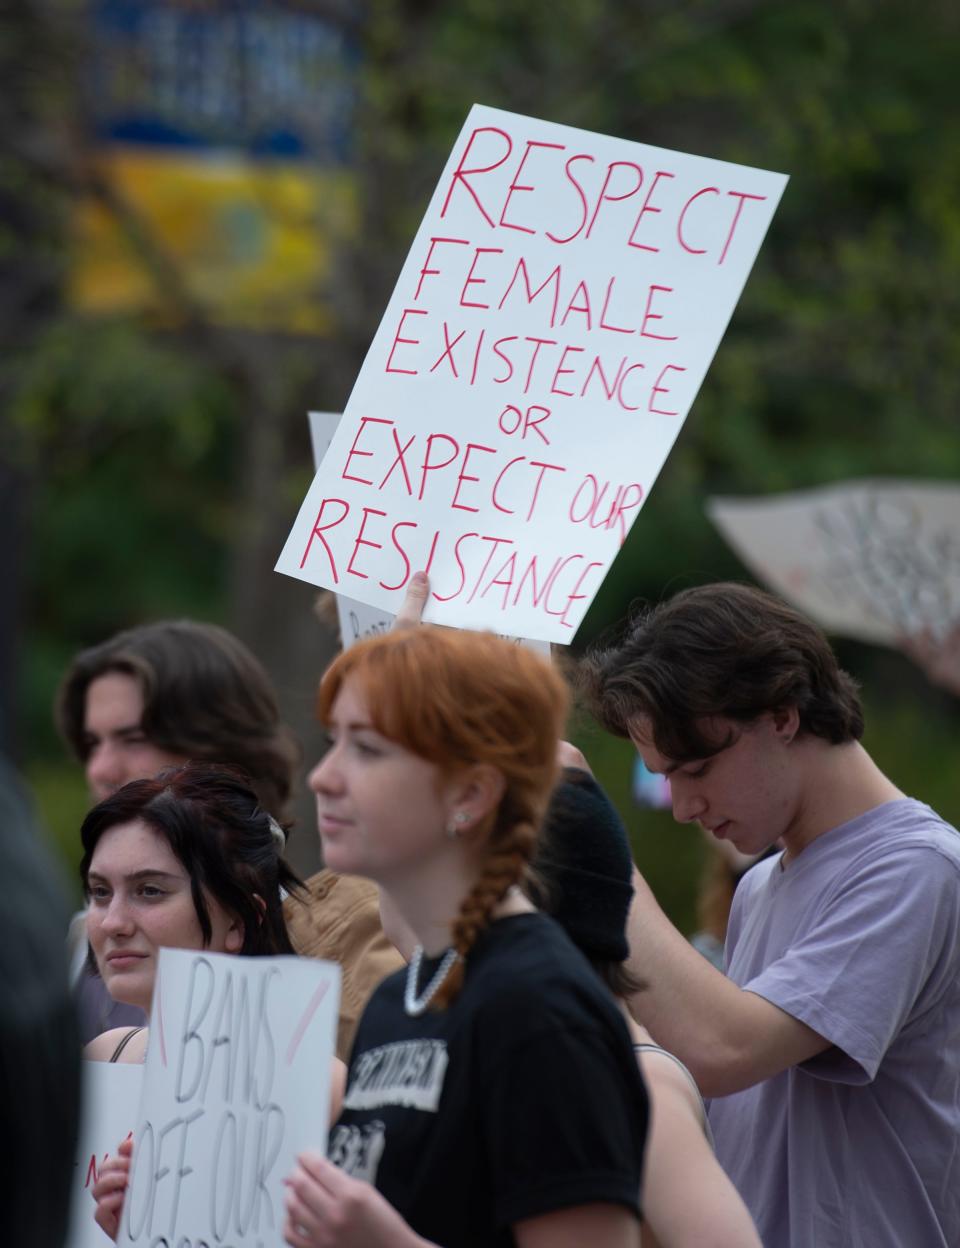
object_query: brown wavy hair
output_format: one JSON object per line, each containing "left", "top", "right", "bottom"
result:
{"left": 57, "top": 620, "right": 300, "bottom": 824}
{"left": 580, "top": 581, "right": 863, "bottom": 762}
{"left": 317, "top": 627, "right": 569, "bottom": 1008}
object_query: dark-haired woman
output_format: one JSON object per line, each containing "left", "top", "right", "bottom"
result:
{"left": 282, "top": 626, "right": 647, "bottom": 1248}
{"left": 84, "top": 764, "right": 347, "bottom": 1237}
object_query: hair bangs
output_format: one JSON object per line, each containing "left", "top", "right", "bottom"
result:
{"left": 319, "top": 628, "right": 568, "bottom": 781}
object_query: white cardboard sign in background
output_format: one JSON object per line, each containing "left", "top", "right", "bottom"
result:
{"left": 279, "top": 104, "right": 787, "bottom": 642}
{"left": 120, "top": 948, "right": 340, "bottom": 1248}
{"left": 707, "top": 480, "right": 960, "bottom": 645}
{"left": 308, "top": 411, "right": 550, "bottom": 655}
{"left": 67, "top": 1061, "right": 144, "bottom": 1248}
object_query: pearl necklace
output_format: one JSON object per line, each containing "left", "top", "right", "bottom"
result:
{"left": 404, "top": 945, "right": 460, "bottom": 1017}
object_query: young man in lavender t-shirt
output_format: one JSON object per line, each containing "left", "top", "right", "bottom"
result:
{"left": 581, "top": 582, "right": 960, "bottom": 1248}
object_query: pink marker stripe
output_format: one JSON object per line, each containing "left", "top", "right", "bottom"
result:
{"left": 286, "top": 981, "right": 331, "bottom": 1066}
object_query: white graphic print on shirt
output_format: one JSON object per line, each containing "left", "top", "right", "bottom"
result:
{"left": 329, "top": 1119, "right": 387, "bottom": 1183}
{"left": 342, "top": 1038, "right": 449, "bottom": 1112}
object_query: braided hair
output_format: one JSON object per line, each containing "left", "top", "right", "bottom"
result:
{"left": 317, "top": 627, "right": 569, "bottom": 1008}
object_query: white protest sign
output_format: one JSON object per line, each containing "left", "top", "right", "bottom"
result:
{"left": 307, "top": 409, "right": 340, "bottom": 476}
{"left": 309, "top": 410, "right": 399, "bottom": 647}
{"left": 120, "top": 947, "right": 340, "bottom": 1248}
{"left": 308, "top": 410, "right": 550, "bottom": 655}
{"left": 707, "top": 480, "right": 960, "bottom": 645}
{"left": 278, "top": 104, "right": 788, "bottom": 642}
{"left": 67, "top": 1061, "right": 144, "bottom": 1248}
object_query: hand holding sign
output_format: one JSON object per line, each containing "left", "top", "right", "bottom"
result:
{"left": 284, "top": 1151, "right": 425, "bottom": 1248}
{"left": 392, "top": 571, "right": 430, "bottom": 631}
{"left": 67, "top": 1060, "right": 143, "bottom": 1248}
{"left": 92, "top": 1135, "right": 133, "bottom": 1242}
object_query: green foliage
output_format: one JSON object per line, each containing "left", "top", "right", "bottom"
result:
{"left": 13, "top": 315, "right": 238, "bottom": 757}
{"left": 349, "top": 0, "right": 960, "bottom": 644}
{"left": 10, "top": 0, "right": 960, "bottom": 901}
{"left": 25, "top": 758, "right": 89, "bottom": 907}
{"left": 12, "top": 318, "right": 221, "bottom": 453}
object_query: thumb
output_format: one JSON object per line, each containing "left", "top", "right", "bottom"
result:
{"left": 393, "top": 571, "right": 430, "bottom": 631}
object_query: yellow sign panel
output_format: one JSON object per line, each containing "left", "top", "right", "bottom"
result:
{"left": 70, "top": 147, "right": 354, "bottom": 333}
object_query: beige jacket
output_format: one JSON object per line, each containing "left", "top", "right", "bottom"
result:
{"left": 283, "top": 869, "right": 404, "bottom": 1062}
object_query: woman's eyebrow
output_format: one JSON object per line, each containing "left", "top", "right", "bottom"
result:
{"left": 87, "top": 869, "right": 184, "bottom": 883}
{"left": 82, "top": 724, "right": 145, "bottom": 743}
{"left": 328, "top": 719, "right": 379, "bottom": 734}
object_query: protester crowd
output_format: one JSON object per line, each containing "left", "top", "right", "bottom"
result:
{"left": 9, "top": 570, "right": 960, "bottom": 1248}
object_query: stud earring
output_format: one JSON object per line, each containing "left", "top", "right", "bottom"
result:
{"left": 446, "top": 811, "right": 470, "bottom": 839}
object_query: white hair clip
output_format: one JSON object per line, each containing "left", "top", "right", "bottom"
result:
{"left": 267, "top": 815, "right": 287, "bottom": 852}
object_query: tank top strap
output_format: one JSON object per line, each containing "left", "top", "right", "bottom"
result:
{"left": 109, "top": 1026, "right": 145, "bottom": 1062}
{"left": 632, "top": 1042, "right": 714, "bottom": 1147}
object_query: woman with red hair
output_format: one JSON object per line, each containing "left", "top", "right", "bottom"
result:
{"left": 284, "top": 625, "right": 648, "bottom": 1248}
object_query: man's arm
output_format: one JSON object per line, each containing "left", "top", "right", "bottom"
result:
{"left": 625, "top": 867, "right": 829, "bottom": 1097}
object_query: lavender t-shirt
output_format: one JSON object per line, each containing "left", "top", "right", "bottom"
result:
{"left": 708, "top": 799, "right": 960, "bottom": 1248}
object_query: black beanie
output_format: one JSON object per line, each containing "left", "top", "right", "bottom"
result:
{"left": 532, "top": 767, "right": 634, "bottom": 965}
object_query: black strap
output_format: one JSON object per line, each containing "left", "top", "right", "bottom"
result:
{"left": 109, "top": 1026, "right": 145, "bottom": 1062}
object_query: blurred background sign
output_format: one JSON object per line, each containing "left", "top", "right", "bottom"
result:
{"left": 708, "top": 481, "right": 960, "bottom": 647}
{"left": 69, "top": 0, "right": 357, "bottom": 330}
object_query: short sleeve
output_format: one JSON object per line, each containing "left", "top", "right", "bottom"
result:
{"left": 479, "top": 1018, "right": 647, "bottom": 1228}
{"left": 743, "top": 846, "right": 960, "bottom": 1082}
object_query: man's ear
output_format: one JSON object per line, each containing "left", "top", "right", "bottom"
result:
{"left": 770, "top": 705, "right": 800, "bottom": 745}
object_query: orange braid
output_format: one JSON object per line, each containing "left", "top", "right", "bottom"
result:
{"left": 432, "top": 816, "right": 539, "bottom": 1009}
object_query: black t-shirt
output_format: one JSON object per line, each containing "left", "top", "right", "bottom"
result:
{"left": 329, "top": 912, "right": 648, "bottom": 1247}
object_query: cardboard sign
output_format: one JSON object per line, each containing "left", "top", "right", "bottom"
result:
{"left": 707, "top": 480, "right": 960, "bottom": 645}
{"left": 308, "top": 411, "right": 551, "bottom": 655}
{"left": 67, "top": 1061, "right": 144, "bottom": 1248}
{"left": 278, "top": 104, "right": 787, "bottom": 641}
{"left": 120, "top": 948, "right": 340, "bottom": 1247}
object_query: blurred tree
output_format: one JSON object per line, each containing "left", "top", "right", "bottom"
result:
{"left": 7, "top": 0, "right": 959, "bottom": 895}
{"left": 5, "top": 1, "right": 363, "bottom": 872}
{"left": 0, "top": 0, "right": 78, "bottom": 759}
